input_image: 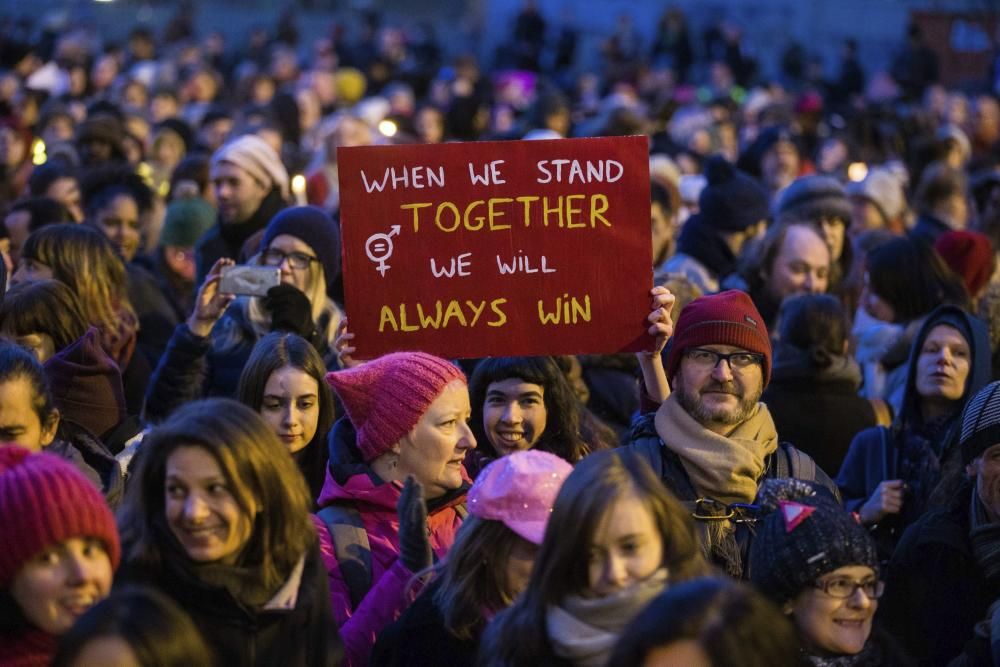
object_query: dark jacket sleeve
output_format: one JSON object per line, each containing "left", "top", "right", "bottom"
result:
{"left": 880, "top": 510, "right": 985, "bottom": 667}
{"left": 836, "top": 427, "right": 888, "bottom": 513}
{"left": 142, "top": 323, "right": 212, "bottom": 423}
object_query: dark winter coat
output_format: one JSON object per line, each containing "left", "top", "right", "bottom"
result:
{"left": 194, "top": 189, "right": 286, "bottom": 283}
{"left": 371, "top": 579, "right": 480, "bottom": 667}
{"left": 909, "top": 213, "right": 952, "bottom": 246}
{"left": 837, "top": 306, "right": 991, "bottom": 556}
{"left": 879, "top": 484, "right": 993, "bottom": 667}
{"left": 763, "top": 342, "right": 878, "bottom": 476}
{"left": 119, "top": 543, "right": 338, "bottom": 667}
{"left": 143, "top": 300, "right": 338, "bottom": 423}
{"left": 48, "top": 423, "right": 125, "bottom": 507}
{"left": 127, "top": 261, "right": 179, "bottom": 368}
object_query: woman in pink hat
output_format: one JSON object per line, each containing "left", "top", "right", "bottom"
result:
{"left": 372, "top": 449, "right": 574, "bottom": 666}
{"left": 0, "top": 446, "right": 121, "bottom": 667}
{"left": 319, "top": 350, "right": 476, "bottom": 667}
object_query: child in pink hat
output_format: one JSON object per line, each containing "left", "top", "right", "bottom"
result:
{"left": 372, "top": 450, "right": 573, "bottom": 667}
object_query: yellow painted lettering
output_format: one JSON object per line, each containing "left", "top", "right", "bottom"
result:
{"left": 442, "top": 300, "right": 468, "bottom": 327}
{"left": 463, "top": 200, "right": 486, "bottom": 231}
{"left": 487, "top": 298, "right": 508, "bottom": 327}
{"left": 516, "top": 196, "right": 539, "bottom": 227}
{"left": 465, "top": 300, "right": 487, "bottom": 327}
{"left": 590, "top": 194, "right": 611, "bottom": 227}
{"left": 565, "top": 194, "right": 585, "bottom": 228}
{"left": 400, "top": 202, "right": 432, "bottom": 233}
{"left": 378, "top": 306, "right": 398, "bottom": 332}
{"left": 435, "top": 202, "right": 461, "bottom": 232}
{"left": 488, "top": 197, "right": 512, "bottom": 231}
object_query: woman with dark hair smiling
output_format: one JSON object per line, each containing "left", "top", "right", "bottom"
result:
{"left": 467, "top": 356, "right": 596, "bottom": 476}
{"left": 236, "top": 331, "right": 334, "bottom": 504}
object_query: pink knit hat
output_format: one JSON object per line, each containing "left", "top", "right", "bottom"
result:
{"left": 325, "top": 352, "right": 467, "bottom": 462}
{"left": 0, "top": 446, "right": 121, "bottom": 586}
{"left": 467, "top": 450, "right": 573, "bottom": 544}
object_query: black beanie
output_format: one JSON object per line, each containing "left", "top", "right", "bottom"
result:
{"left": 697, "top": 156, "right": 770, "bottom": 233}
{"left": 749, "top": 479, "right": 878, "bottom": 605}
{"left": 260, "top": 206, "right": 341, "bottom": 299}
{"left": 960, "top": 381, "right": 1000, "bottom": 465}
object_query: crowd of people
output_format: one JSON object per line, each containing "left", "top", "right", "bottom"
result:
{"left": 3, "top": 2, "right": 1000, "bottom": 666}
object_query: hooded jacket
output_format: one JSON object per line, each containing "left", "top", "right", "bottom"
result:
{"left": 837, "top": 305, "right": 991, "bottom": 555}
{"left": 763, "top": 341, "right": 878, "bottom": 476}
{"left": 315, "top": 419, "right": 467, "bottom": 667}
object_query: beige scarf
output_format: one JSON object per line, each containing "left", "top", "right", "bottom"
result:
{"left": 546, "top": 569, "right": 669, "bottom": 667}
{"left": 654, "top": 394, "right": 778, "bottom": 504}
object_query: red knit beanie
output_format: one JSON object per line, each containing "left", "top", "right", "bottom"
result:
{"left": 934, "top": 230, "right": 995, "bottom": 299}
{"left": 666, "top": 290, "right": 773, "bottom": 387}
{"left": 0, "top": 446, "right": 121, "bottom": 586}
{"left": 325, "top": 352, "right": 467, "bottom": 462}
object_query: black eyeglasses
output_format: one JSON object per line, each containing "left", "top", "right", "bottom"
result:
{"left": 814, "top": 576, "right": 885, "bottom": 600}
{"left": 262, "top": 249, "right": 318, "bottom": 270}
{"left": 684, "top": 348, "right": 765, "bottom": 371}
{"left": 690, "top": 498, "right": 762, "bottom": 524}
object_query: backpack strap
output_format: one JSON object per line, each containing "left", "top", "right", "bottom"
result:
{"left": 317, "top": 504, "right": 372, "bottom": 611}
{"left": 775, "top": 442, "right": 817, "bottom": 482}
{"left": 868, "top": 398, "right": 893, "bottom": 427}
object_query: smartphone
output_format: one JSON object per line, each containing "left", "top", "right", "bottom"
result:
{"left": 219, "top": 265, "right": 281, "bottom": 297}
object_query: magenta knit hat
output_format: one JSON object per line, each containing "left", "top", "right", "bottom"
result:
{"left": 0, "top": 446, "right": 121, "bottom": 586}
{"left": 325, "top": 352, "right": 467, "bottom": 462}
{"left": 666, "top": 290, "right": 773, "bottom": 387}
{"left": 468, "top": 450, "right": 573, "bottom": 545}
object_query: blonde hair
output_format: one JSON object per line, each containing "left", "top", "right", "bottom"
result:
{"left": 21, "top": 224, "right": 136, "bottom": 334}
{"left": 240, "top": 253, "right": 341, "bottom": 350}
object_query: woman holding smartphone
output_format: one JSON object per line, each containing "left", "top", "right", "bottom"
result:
{"left": 144, "top": 206, "right": 343, "bottom": 422}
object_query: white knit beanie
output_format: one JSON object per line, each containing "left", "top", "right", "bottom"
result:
{"left": 211, "top": 134, "right": 290, "bottom": 200}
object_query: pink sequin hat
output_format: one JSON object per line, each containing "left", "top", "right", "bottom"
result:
{"left": 467, "top": 450, "right": 573, "bottom": 545}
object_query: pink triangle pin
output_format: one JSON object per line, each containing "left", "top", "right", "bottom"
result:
{"left": 778, "top": 500, "right": 815, "bottom": 533}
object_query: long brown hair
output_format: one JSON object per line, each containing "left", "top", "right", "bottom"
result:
{"left": 432, "top": 517, "right": 527, "bottom": 640}
{"left": 118, "top": 398, "right": 315, "bottom": 594}
{"left": 480, "top": 449, "right": 708, "bottom": 665}
{"left": 20, "top": 224, "right": 136, "bottom": 336}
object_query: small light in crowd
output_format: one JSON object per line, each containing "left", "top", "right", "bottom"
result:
{"left": 94, "top": 0, "right": 115, "bottom": 3}
{"left": 847, "top": 162, "right": 868, "bottom": 182}
{"left": 378, "top": 119, "right": 398, "bottom": 138}
{"left": 31, "top": 138, "right": 46, "bottom": 166}
{"left": 291, "top": 174, "right": 307, "bottom": 205}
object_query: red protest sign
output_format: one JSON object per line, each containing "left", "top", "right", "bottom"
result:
{"left": 337, "top": 136, "right": 652, "bottom": 360}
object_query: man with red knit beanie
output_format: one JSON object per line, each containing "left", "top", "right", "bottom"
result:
{"left": 625, "top": 289, "right": 837, "bottom": 577}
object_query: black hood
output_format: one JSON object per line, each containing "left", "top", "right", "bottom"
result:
{"left": 896, "top": 304, "right": 992, "bottom": 429}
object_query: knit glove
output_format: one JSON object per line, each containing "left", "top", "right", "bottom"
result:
{"left": 397, "top": 476, "right": 432, "bottom": 573}
{"left": 263, "top": 284, "right": 315, "bottom": 339}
